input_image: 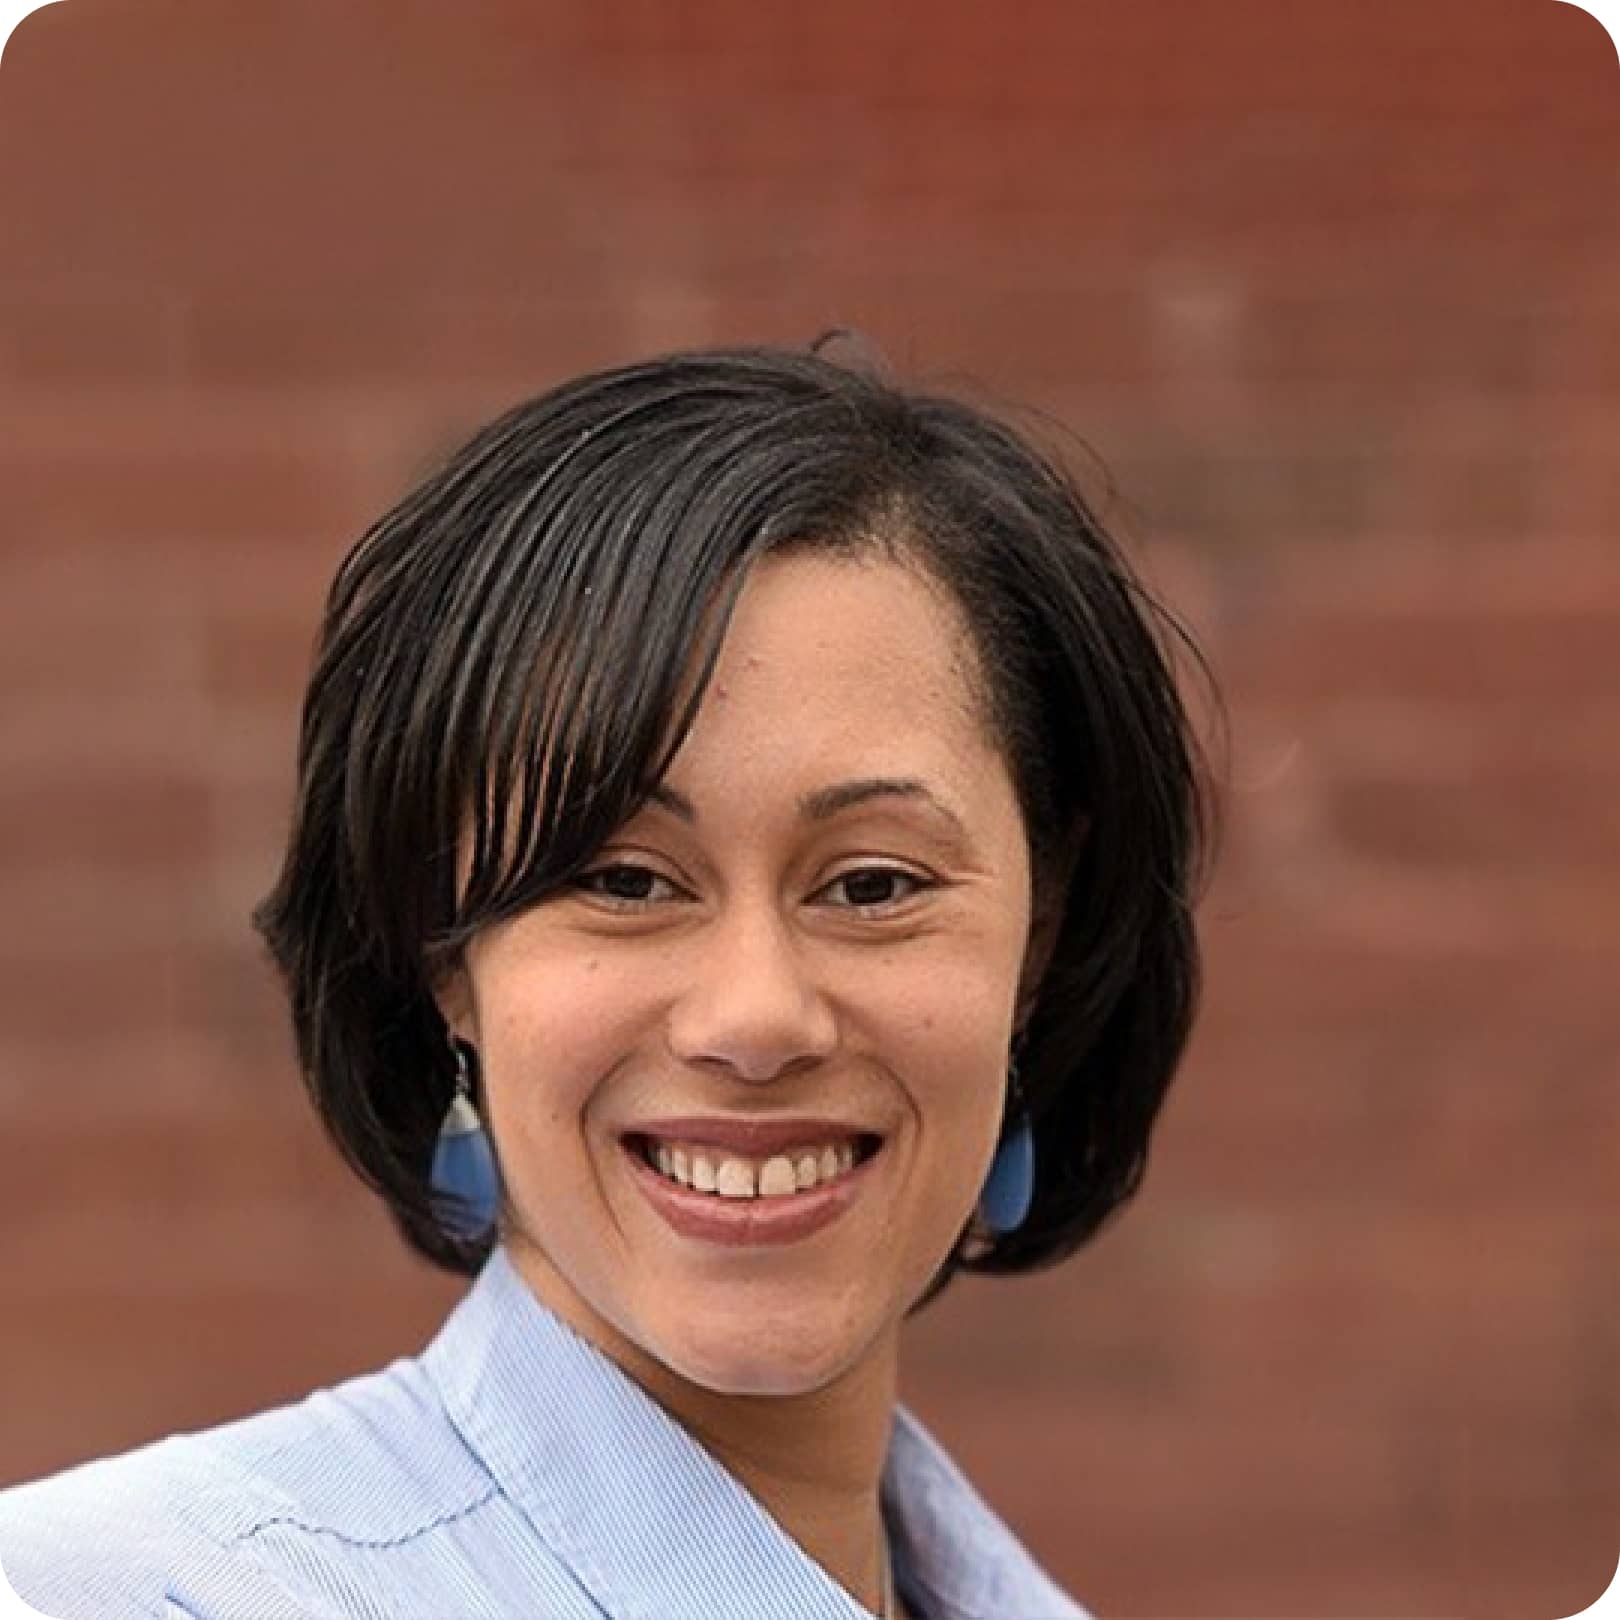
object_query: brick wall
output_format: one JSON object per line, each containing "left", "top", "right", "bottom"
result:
{"left": 1, "top": 2, "right": 1615, "bottom": 1614}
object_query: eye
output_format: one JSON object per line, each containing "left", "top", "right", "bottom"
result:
{"left": 569, "top": 861, "right": 934, "bottom": 915}
{"left": 570, "top": 863, "right": 685, "bottom": 909}
{"left": 821, "top": 865, "right": 932, "bottom": 912}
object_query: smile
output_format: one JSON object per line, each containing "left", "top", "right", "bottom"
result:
{"left": 629, "top": 1134, "right": 882, "bottom": 1199}
{"left": 619, "top": 1133, "right": 886, "bottom": 1247}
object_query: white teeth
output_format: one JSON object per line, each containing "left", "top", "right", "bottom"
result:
{"left": 641, "top": 1136, "right": 874, "bottom": 1198}
{"left": 758, "top": 1155, "right": 798, "bottom": 1197}
{"left": 715, "top": 1158, "right": 756, "bottom": 1198}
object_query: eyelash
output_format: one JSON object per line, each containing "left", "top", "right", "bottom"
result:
{"left": 570, "top": 862, "right": 934, "bottom": 915}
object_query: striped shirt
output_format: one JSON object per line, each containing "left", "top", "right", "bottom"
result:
{"left": 0, "top": 1243, "right": 1091, "bottom": 1619}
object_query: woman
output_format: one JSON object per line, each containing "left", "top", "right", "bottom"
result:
{"left": 0, "top": 345, "right": 1214, "bottom": 1619}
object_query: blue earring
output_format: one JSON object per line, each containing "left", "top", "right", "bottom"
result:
{"left": 978, "top": 1058, "right": 1035, "bottom": 1236}
{"left": 430, "top": 1039, "right": 500, "bottom": 1241}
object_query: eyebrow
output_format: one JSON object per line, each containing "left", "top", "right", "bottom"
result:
{"left": 645, "top": 776, "right": 972, "bottom": 841}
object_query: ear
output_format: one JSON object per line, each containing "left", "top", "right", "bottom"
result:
{"left": 428, "top": 953, "right": 476, "bottom": 1047}
{"left": 1014, "top": 815, "right": 1089, "bottom": 1035}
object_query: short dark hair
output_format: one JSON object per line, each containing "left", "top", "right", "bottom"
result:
{"left": 254, "top": 343, "right": 1220, "bottom": 1310}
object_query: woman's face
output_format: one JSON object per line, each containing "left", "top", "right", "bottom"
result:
{"left": 441, "top": 550, "right": 1039, "bottom": 1401}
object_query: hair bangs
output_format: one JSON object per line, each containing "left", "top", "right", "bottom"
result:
{"left": 424, "top": 422, "right": 827, "bottom": 966}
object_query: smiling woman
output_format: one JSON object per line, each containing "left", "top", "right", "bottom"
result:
{"left": 436, "top": 551, "right": 1042, "bottom": 1416}
{"left": 0, "top": 345, "right": 1218, "bottom": 1620}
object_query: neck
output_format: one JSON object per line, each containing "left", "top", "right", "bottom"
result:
{"left": 667, "top": 1349, "right": 900, "bottom": 1616}
{"left": 508, "top": 1235, "right": 900, "bottom": 1615}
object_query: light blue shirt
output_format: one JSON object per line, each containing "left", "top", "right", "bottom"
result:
{"left": 0, "top": 1243, "right": 1091, "bottom": 1619}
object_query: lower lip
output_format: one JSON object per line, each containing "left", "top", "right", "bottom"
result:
{"left": 621, "top": 1139, "right": 881, "bottom": 1247}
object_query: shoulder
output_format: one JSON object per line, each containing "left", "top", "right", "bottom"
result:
{"left": 0, "top": 1356, "right": 496, "bottom": 1620}
{"left": 0, "top": 1432, "right": 225, "bottom": 1619}
{"left": 885, "top": 1404, "right": 1096, "bottom": 1620}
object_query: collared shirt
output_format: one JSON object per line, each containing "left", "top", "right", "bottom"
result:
{"left": 0, "top": 1243, "right": 1092, "bottom": 1620}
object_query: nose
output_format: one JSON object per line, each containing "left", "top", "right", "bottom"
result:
{"left": 664, "top": 892, "right": 839, "bottom": 1084}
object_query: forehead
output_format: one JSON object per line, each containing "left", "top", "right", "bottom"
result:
{"left": 656, "top": 550, "right": 1002, "bottom": 806}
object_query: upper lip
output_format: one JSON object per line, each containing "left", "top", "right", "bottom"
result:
{"left": 622, "top": 1117, "right": 883, "bottom": 1157}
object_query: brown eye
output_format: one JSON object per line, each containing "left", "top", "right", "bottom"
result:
{"left": 573, "top": 864, "right": 680, "bottom": 907}
{"left": 825, "top": 867, "right": 930, "bottom": 910}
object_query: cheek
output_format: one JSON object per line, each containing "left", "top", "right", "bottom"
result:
{"left": 869, "top": 945, "right": 1023, "bottom": 1160}
{"left": 869, "top": 920, "right": 1026, "bottom": 1057}
{"left": 477, "top": 945, "right": 626, "bottom": 1034}
{"left": 473, "top": 954, "right": 654, "bottom": 1139}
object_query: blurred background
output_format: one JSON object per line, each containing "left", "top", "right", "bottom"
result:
{"left": 1, "top": 1, "right": 1616, "bottom": 1615}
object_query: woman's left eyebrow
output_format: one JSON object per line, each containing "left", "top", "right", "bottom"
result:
{"left": 646, "top": 777, "right": 971, "bottom": 841}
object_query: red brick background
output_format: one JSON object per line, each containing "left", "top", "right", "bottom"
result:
{"left": 1, "top": 2, "right": 1616, "bottom": 1615}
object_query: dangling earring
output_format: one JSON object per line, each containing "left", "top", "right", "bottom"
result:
{"left": 430, "top": 1038, "right": 500, "bottom": 1241}
{"left": 978, "top": 1055, "right": 1035, "bottom": 1236}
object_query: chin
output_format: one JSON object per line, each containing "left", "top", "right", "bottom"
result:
{"left": 659, "top": 1314, "right": 867, "bottom": 1399}
{"left": 691, "top": 1360, "right": 831, "bottom": 1399}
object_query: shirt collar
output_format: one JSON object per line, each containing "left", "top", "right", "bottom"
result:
{"left": 422, "top": 1243, "right": 1083, "bottom": 1620}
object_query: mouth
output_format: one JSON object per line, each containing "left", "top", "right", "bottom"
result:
{"left": 617, "top": 1129, "right": 887, "bottom": 1248}
{"left": 622, "top": 1131, "right": 884, "bottom": 1201}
